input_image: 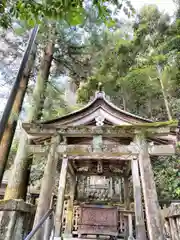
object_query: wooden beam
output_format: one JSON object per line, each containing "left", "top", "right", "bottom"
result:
{"left": 148, "top": 144, "right": 175, "bottom": 156}
{"left": 27, "top": 144, "right": 48, "bottom": 155}
{"left": 66, "top": 154, "right": 132, "bottom": 160}
{"left": 23, "top": 123, "right": 177, "bottom": 138}
{"left": 28, "top": 143, "right": 175, "bottom": 156}
{"left": 76, "top": 171, "right": 125, "bottom": 177}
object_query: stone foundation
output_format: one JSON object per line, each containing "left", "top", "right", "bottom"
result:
{"left": 0, "top": 199, "right": 35, "bottom": 240}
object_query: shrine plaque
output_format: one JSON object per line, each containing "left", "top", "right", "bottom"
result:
{"left": 78, "top": 205, "right": 118, "bottom": 236}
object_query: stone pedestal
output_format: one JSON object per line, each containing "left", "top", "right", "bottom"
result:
{"left": 0, "top": 199, "right": 35, "bottom": 240}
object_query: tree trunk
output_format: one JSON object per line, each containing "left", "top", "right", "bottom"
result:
{"left": 0, "top": 43, "right": 37, "bottom": 184}
{"left": 157, "top": 66, "right": 172, "bottom": 120}
{"left": 4, "top": 39, "right": 54, "bottom": 200}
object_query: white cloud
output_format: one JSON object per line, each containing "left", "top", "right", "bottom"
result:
{"left": 133, "top": 0, "right": 176, "bottom": 15}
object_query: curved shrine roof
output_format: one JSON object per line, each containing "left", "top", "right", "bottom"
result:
{"left": 40, "top": 91, "right": 152, "bottom": 127}
{"left": 22, "top": 90, "right": 177, "bottom": 144}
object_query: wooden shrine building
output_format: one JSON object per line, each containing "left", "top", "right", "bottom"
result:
{"left": 21, "top": 90, "right": 178, "bottom": 240}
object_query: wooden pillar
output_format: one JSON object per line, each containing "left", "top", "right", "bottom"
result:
{"left": 109, "top": 177, "right": 113, "bottom": 198}
{"left": 64, "top": 175, "right": 76, "bottom": 237}
{"left": 136, "top": 133, "right": 164, "bottom": 240}
{"left": 0, "top": 42, "right": 37, "bottom": 184}
{"left": 128, "top": 213, "right": 133, "bottom": 237}
{"left": 124, "top": 176, "right": 130, "bottom": 209}
{"left": 119, "top": 178, "right": 123, "bottom": 203}
{"left": 44, "top": 194, "right": 55, "bottom": 240}
{"left": 131, "top": 157, "right": 146, "bottom": 240}
{"left": 4, "top": 133, "right": 31, "bottom": 200}
{"left": 32, "top": 135, "right": 59, "bottom": 239}
{"left": 54, "top": 154, "right": 68, "bottom": 237}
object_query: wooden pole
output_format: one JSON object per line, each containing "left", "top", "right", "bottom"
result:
{"left": 119, "top": 178, "right": 122, "bottom": 203}
{"left": 64, "top": 175, "right": 76, "bottom": 237}
{"left": 44, "top": 194, "right": 55, "bottom": 240}
{"left": 32, "top": 135, "right": 59, "bottom": 239}
{"left": 136, "top": 133, "right": 164, "bottom": 240}
{"left": 4, "top": 132, "right": 31, "bottom": 200}
{"left": 131, "top": 157, "right": 146, "bottom": 240}
{"left": 0, "top": 42, "right": 37, "bottom": 184}
{"left": 4, "top": 38, "right": 55, "bottom": 200}
{"left": 0, "top": 26, "right": 38, "bottom": 143}
{"left": 54, "top": 154, "right": 68, "bottom": 237}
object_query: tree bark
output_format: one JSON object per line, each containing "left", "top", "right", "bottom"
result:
{"left": 0, "top": 43, "right": 37, "bottom": 184}
{"left": 136, "top": 133, "right": 164, "bottom": 240}
{"left": 4, "top": 39, "right": 54, "bottom": 200}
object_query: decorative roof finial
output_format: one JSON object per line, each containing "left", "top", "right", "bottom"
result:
{"left": 98, "top": 82, "right": 103, "bottom": 92}
{"left": 95, "top": 82, "right": 105, "bottom": 99}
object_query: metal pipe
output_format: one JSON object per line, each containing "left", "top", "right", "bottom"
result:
{"left": 24, "top": 209, "right": 53, "bottom": 240}
{"left": 0, "top": 25, "right": 39, "bottom": 143}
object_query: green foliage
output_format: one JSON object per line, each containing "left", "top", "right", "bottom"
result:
{"left": 3, "top": 1, "right": 178, "bottom": 200}
{"left": 153, "top": 156, "right": 180, "bottom": 199}
{"left": 1, "top": 0, "right": 134, "bottom": 28}
{"left": 42, "top": 81, "right": 72, "bottom": 120}
{"left": 76, "top": 4, "right": 180, "bottom": 199}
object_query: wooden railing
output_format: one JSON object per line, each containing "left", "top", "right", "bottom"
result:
{"left": 161, "top": 202, "right": 180, "bottom": 239}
